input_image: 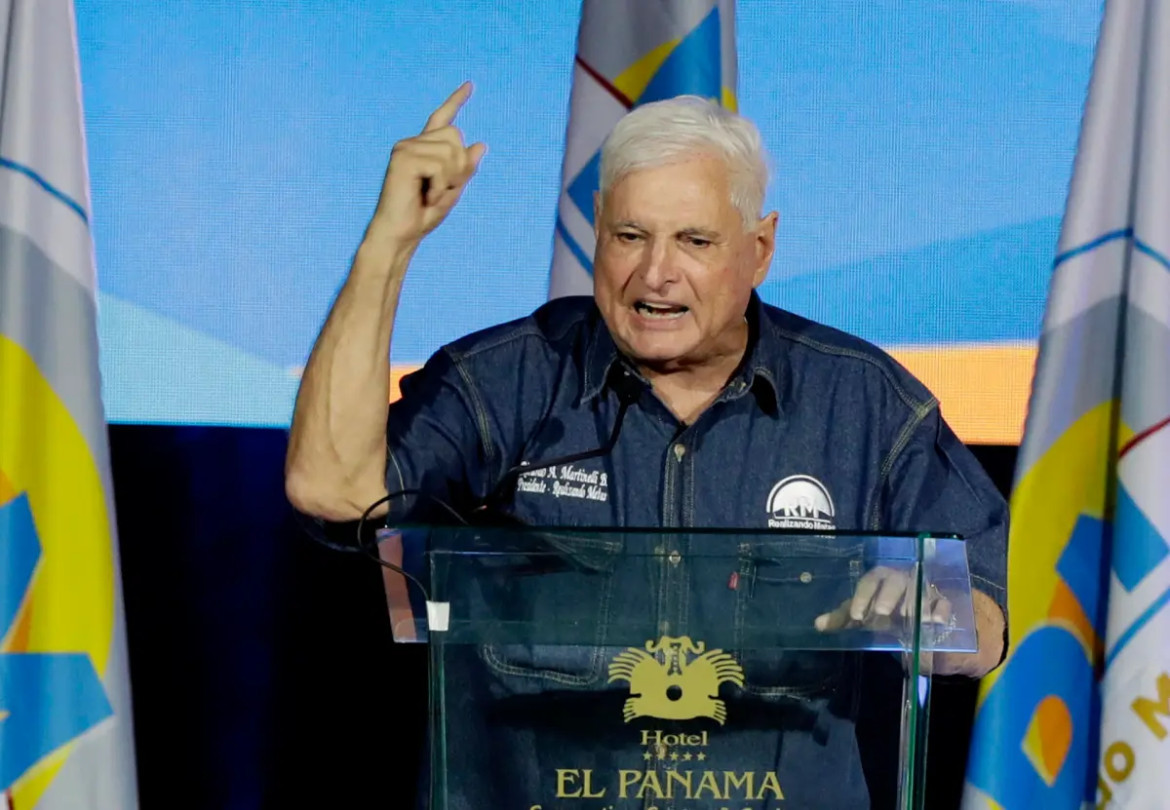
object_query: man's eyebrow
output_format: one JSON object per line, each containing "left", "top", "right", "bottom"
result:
{"left": 612, "top": 220, "right": 647, "bottom": 231}
{"left": 678, "top": 226, "right": 722, "bottom": 239}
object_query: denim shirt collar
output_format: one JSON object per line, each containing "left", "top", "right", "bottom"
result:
{"left": 580, "top": 292, "right": 783, "bottom": 415}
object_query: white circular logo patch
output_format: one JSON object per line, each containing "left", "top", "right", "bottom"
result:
{"left": 766, "top": 475, "right": 836, "bottom": 530}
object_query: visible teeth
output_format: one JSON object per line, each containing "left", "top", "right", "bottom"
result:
{"left": 635, "top": 301, "right": 687, "bottom": 319}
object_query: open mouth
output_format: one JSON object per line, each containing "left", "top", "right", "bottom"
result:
{"left": 634, "top": 300, "right": 689, "bottom": 320}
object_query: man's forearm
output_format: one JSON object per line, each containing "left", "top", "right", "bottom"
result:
{"left": 284, "top": 84, "right": 485, "bottom": 521}
{"left": 285, "top": 236, "right": 413, "bottom": 520}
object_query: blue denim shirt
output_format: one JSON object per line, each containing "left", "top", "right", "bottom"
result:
{"left": 386, "top": 293, "right": 1008, "bottom": 808}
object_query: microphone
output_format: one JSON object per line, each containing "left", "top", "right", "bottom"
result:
{"left": 472, "top": 364, "right": 644, "bottom": 521}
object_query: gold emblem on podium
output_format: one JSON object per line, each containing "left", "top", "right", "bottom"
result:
{"left": 607, "top": 636, "right": 745, "bottom": 724}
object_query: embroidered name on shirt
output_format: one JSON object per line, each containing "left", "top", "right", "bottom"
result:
{"left": 517, "top": 464, "right": 609, "bottom": 502}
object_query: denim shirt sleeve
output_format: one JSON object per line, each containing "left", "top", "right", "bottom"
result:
{"left": 879, "top": 403, "right": 1010, "bottom": 627}
{"left": 382, "top": 347, "right": 495, "bottom": 520}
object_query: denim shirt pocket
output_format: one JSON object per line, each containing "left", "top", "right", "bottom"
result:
{"left": 732, "top": 538, "right": 863, "bottom": 699}
{"left": 479, "top": 534, "right": 621, "bottom": 693}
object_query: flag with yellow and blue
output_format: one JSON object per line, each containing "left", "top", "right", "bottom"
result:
{"left": 962, "top": 1, "right": 1170, "bottom": 806}
{"left": 0, "top": 1, "right": 138, "bottom": 807}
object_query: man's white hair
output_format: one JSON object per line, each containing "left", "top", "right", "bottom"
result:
{"left": 598, "top": 95, "right": 769, "bottom": 227}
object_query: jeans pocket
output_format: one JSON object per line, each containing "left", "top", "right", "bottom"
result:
{"left": 732, "top": 539, "right": 863, "bottom": 699}
{"left": 477, "top": 541, "right": 619, "bottom": 693}
{"left": 480, "top": 640, "right": 611, "bottom": 691}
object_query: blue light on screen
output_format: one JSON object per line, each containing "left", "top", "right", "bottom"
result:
{"left": 75, "top": 0, "right": 1101, "bottom": 428}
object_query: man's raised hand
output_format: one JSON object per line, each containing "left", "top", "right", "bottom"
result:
{"left": 367, "top": 82, "right": 487, "bottom": 251}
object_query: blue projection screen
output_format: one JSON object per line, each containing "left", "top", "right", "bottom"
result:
{"left": 77, "top": 0, "right": 1101, "bottom": 443}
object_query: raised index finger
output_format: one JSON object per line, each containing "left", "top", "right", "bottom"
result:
{"left": 423, "top": 82, "right": 473, "bottom": 133}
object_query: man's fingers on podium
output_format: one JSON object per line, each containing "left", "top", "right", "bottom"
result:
{"left": 931, "top": 594, "right": 953, "bottom": 625}
{"left": 814, "top": 598, "right": 853, "bottom": 632}
{"left": 871, "top": 572, "right": 908, "bottom": 617}
{"left": 848, "top": 573, "right": 877, "bottom": 621}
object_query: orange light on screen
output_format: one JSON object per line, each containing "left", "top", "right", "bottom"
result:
{"left": 890, "top": 343, "right": 1037, "bottom": 445}
{"left": 388, "top": 342, "right": 1037, "bottom": 446}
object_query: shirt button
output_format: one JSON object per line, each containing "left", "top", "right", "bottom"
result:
{"left": 800, "top": 571, "right": 813, "bottom": 584}
{"left": 668, "top": 550, "right": 682, "bottom": 565}
{"left": 673, "top": 443, "right": 686, "bottom": 461}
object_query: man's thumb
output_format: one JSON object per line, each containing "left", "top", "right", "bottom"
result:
{"left": 468, "top": 142, "right": 488, "bottom": 173}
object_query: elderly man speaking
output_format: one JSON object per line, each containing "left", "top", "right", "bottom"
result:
{"left": 285, "top": 83, "right": 1008, "bottom": 807}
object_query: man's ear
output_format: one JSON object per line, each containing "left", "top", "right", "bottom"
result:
{"left": 752, "top": 211, "right": 779, "bottom": 288}
{"left": 593, "top": 190, "right": 602, "bottom": 239}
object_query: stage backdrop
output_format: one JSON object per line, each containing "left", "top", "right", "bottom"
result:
{"left": 77, "top": 0, "right": 1101, "bottom": 443}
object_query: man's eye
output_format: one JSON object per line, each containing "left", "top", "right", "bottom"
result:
{"left": 686, "top": 236, "right": 711, "bottom": 247}
{"left": 616, "top": 232, "right": 641, "bottom": 242}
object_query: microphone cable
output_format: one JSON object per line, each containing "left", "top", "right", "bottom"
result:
{"left": 473, "top": 362, "right": 643, "bottom": 518}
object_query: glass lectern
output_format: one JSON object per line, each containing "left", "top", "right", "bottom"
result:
{"left": 380, "top": 526, "right": 977, "bottom": 810}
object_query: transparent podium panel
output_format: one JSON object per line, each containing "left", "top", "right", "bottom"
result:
{"left": 378, "top": 527, "right": 978, "bottom": 810}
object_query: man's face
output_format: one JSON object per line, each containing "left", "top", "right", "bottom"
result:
{"left": 593, "top": 154, "right": 776, "bottom": 374}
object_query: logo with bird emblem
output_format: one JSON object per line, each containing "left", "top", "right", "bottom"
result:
{"left": 607, "top": 636, "right": 745, "bottom": 725}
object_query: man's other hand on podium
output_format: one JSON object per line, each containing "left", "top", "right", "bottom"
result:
{"left": 813, "top": 566, "right": 1005, "bottom": 677}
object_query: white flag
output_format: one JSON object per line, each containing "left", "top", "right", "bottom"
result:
{"left": 0, "top": 1, "right": 139, "bottom": 808}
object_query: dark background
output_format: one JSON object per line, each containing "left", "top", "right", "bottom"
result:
{"left": 110, "top": 424, "right": 1017, "bottom": 809}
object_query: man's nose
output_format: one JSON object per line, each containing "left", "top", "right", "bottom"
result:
{"left": 639, "top": 237, "right": 678, "bottom": 289}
